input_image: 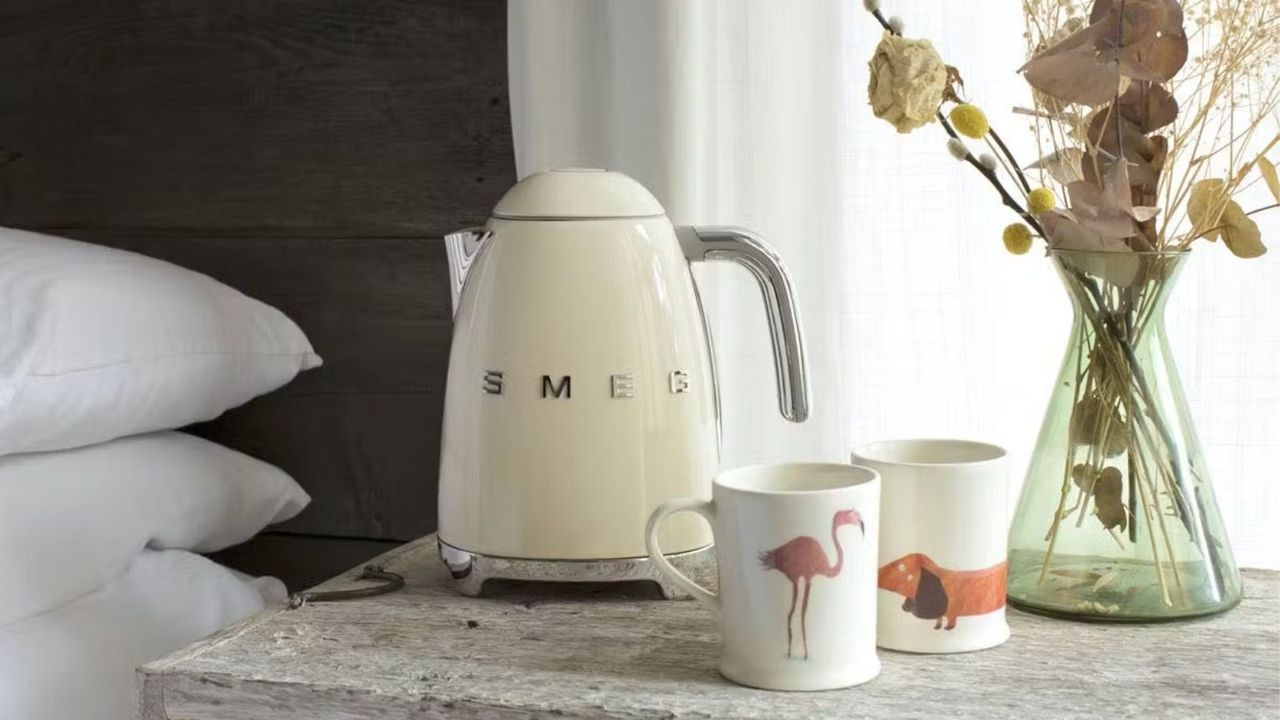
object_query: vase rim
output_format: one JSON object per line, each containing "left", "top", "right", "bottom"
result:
{"left": 1049, "top": 247, "right": 1190, "bottom": 258}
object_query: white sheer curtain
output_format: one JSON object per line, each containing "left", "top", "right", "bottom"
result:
{"left": 508, "top": 0, "right": 1278, "bottom": 569}
{"left": 509, "top": 0, "right": 846, "bottom": 465}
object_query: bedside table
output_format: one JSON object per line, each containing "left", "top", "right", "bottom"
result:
{"left": 140, "top": 535, "right": 1279, "bottom": 719}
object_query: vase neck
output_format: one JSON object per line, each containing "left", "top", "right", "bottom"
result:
{"left": 1053, "top": 251, "right": 1186, "bottom": 327}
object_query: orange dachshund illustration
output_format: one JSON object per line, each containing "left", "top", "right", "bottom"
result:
{"left": 878, "top": 553, "right": 1006, "bottom": 630}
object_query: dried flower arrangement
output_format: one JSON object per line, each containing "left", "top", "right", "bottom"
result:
{"left": 863, "top": 0, "right": 1278, "bottom": 256}
{"left": 861, "top": 0, "right": 1275, "bottom": 619}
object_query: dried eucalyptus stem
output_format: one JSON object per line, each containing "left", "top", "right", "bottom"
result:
{"left": 1039, "top": 256, "right": 1230, "bottom": 604}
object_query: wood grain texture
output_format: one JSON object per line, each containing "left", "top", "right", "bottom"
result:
{"left": 0, "top": 0, "right": 514, "bottom": 569}
{"left": 0, "top": 0, "right": 513, "bottom": 234}
{"left": 141, "top": 535, "right": 1280, "bottom": 720}
{"left": 192, "top": 392, "right": 441, "bottom": 539}
{"left": 209, "top": 533, "right": 402, "bottom": 591}
{"left": 74, "top": 233, "right": 455, "bottom": 397}
{"left": 61, "top": 233, "right": 452, "bottom": 539}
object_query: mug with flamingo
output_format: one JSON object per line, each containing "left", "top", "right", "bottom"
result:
{"left": 645, "top": 463, "right": 880, "bottom": 691}
{"left": 852, "top": 439, "right": 1011, "bottom": 654}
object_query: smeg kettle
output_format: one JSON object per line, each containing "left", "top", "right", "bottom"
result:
{"left": 438, "top": 168, "right": 808, "bottom": 596}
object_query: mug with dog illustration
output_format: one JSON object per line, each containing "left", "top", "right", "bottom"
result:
{"left": 852, "top": 439, "right": 1011, "bottom": 654}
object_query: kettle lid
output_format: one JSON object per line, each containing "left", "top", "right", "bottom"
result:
{"left": 492, "top": 168, "right": 666, "bottom": 220}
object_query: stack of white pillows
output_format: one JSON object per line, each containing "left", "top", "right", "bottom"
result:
{"left": 0, "top": 227, "right": 320, "bottom": 719}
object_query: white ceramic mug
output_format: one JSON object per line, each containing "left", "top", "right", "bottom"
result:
{"left": 645, "top": 463, "right": 880, "bottom": 691}
{"left": 852, "top": 439, "right": 1010, "bottom": 654}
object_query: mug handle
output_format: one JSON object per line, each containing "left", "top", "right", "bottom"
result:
{"left": 645, "top": 497, "right": 720, "bottom": 616}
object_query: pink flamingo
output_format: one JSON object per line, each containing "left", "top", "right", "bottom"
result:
{"left": 758, "top": 508, "right": 864, "bottom": 660}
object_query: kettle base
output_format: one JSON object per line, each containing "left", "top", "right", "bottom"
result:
{"left": 437, "top": 539, "right": 715, "bottom": 600}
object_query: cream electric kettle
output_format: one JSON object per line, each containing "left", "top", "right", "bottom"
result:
{"left": 438, "top": 168, "right": 808, "bottom": 596}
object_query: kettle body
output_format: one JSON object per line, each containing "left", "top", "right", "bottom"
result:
{"left": 438, "top": 169, "right": 808, "bottom": 588}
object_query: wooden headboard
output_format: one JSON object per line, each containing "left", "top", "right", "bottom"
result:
{"left": 0, "top": 0, "right": 514, "bottom": 586}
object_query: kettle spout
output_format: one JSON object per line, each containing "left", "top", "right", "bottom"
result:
{"left": 444, "top": 227, "right": 489, "bottom": 319}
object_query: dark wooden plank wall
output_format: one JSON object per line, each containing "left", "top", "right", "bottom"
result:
{"left": 0, "top": 0, "right": 515, "bottom": 585}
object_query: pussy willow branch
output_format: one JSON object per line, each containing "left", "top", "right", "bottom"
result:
{"left": 989, "top": 128, "right": 1033, "bottom": 193}
{"left": 942, "top": 120, "right": 1047, "bottom": 235}
{"left": 870, "top": 8, "right": 1044, "bottom": 236}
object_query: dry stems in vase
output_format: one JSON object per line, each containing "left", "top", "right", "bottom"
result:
{"left": 860, "top": 0, "right": 1274, "bottom": 618}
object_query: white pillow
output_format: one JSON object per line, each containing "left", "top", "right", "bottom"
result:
{"left": 0, "top": 431, "right": 309, "bottom": 627}
{"left": 0, "top": 227, "right": 322, "bottom": 456}
{"left": 0, "top": 549, "right": 283, "bottom": 720}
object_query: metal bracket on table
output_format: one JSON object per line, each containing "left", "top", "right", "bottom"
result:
{"left": 287, "top": 565, "right": 405, "bottom": 609}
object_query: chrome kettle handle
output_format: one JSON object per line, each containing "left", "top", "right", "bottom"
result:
{"left": 678, "top": 226, "right": 810, "bottom": 423}
{"left": 444, "top": 227, "right": 490, "bottom": 318}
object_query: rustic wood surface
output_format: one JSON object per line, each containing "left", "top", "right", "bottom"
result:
{"left": 140, "top": 534, "right": 1280, "bottom": 720}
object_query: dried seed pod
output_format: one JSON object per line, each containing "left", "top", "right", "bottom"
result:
{"left": 1070, "top": 395, "right": 1128, "bottom": 457}
{"left": 1092, "top": 466, "right": 1128, "bottom": 532}
{"left": 1117, "top": 82, "right": 1179, "bottom": 133}
{"left": 1071, "top": 463, "right": 1092, "bottom": 490}
{"left": 1094, "top": 466, "right": 1123, "bottom": 497}
{"left": 1071, "top": 464, "right": 1128, "bottom": 532}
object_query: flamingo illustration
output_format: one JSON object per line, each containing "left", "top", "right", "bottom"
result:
{"left": 758, "top": 508, "right": 864, "bottom": 660}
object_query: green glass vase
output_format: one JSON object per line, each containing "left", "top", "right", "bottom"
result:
{"left": 1007, "top": 249, "right": 1242, "bottom": 621}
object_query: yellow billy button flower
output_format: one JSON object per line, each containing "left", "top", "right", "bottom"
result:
{"left": 949, "top": 103, "right": 989, "bottom": 139}
{"left": 1002, "top": 223, "right": 1033, "bottom": 255}
{"left": 1027, "top": 187, "right": 1056, "bottom": 214}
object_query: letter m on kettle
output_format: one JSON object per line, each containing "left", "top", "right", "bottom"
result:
{"left": 542, "top": 375, "right": 571, "bottom": 399}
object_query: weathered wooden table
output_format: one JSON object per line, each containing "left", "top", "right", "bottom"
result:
{"left": 140, "top": 535, "right": 1280, "bottom": 719}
